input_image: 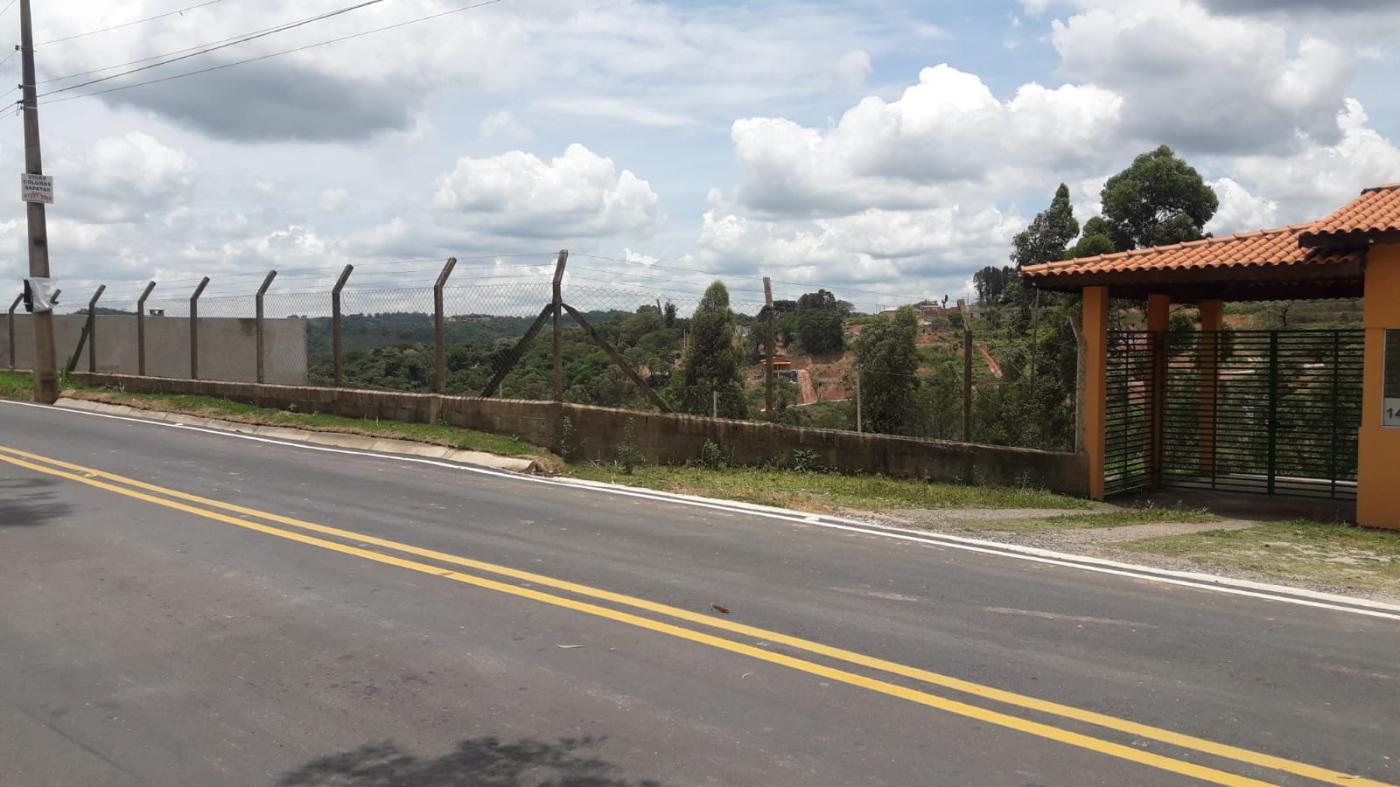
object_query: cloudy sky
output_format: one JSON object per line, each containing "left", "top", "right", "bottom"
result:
{"left": 3, "top": 0, "right": 1400, "bottom": 311}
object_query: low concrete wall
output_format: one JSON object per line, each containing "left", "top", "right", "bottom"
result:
{"left": 4, "top": 315, "right": 306, "bottom": 384}
{"left": 71, "top": 373, "right": 1090, "bottom": 496}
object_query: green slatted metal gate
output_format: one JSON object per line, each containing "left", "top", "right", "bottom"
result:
{"left": 1105, "top": 329, "right": 1364, "bottom": 500}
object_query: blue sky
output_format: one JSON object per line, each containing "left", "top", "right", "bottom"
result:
{"left": 4, "top": 0, "right": 1400, "bottom": 312}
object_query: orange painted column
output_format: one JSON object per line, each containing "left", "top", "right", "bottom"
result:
{"left": 1198, "top": 300, "right": 1223, "bottom": 480}
{"left": 1082, "top": 286, "right": 1110, "bottom": 500}
{"left": 1145, "top": 294, "right": 1170, "bottom": 486}
{"left": 1358, "top": 243, "right": 1400, "bottom": 529}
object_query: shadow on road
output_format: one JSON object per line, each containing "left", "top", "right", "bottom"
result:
{"left": 0, "top": 477, "right": 70, "bottom": 527}
{"left": 277, "top": 736, "right": 665, "bottom": 787}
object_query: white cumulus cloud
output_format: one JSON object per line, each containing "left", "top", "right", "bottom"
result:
{"left": 430, "top": 143, "right": 664, "bottom": 240}
{"left": 731, "top": 64, "right": 1123, "bottom": 217}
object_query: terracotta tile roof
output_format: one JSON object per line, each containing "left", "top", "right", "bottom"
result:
{"left": 1299, "top": 183, "right": 1400, "bottom": 247}
{"left": 1021, "top": 224, "right": 1363, "bottom": 282}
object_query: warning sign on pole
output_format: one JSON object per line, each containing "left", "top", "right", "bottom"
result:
{"left": 21, "top": 172, "right": 53, "bottom": 204}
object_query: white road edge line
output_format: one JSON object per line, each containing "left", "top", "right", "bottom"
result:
{"left": 6, "top": 398, "right": 1399, "bottom": 622}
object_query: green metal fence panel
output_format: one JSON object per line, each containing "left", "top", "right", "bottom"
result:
{"left": 1110, "top": 328, "right": 1364, "bottom": 500}
{"left": 1105, "top": 330, "right": 1154, "bottom": 496}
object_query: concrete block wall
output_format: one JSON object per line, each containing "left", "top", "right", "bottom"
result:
{"left": 71, "top": 373, "right": 1089, "bottom": 497}
{"left": 3, "top": 315, "right": 306, "bottom": 384}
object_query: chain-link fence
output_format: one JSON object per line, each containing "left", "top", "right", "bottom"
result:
{"left": 2, "top": 251, "right": 1083, "bottom": 453}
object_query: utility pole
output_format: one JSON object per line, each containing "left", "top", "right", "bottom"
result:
{"left": 20, "top": 0, "right": 57, "bottom": 403}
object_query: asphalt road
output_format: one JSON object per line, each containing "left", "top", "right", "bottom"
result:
{"left": 1, "top": 400, "right": 1397, "bottom": 786}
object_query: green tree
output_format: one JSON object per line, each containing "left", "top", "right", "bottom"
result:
{"left": 854, "top": 306, "right": 921, "bottom": 435}
{"left": 671, "top": 281, "right": 749, "bottom": 418}
{"left": 796, "top": 309, "right": 845, "bottom": 355}
{"left": 1011, "top": 183, "right": 1080, "bottom": 268}
{"left": 1069, "top": 216, "right": 1118, "bottom": 258}
{"left": 1099, "top": 145, "right": 1218, "bottom": 250}
{"left": 973, "top": 265, "right": 1015, "bottom": 304}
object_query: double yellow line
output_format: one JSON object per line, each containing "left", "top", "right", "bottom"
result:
{"left": 0, "top": 443, "right": 1385, "bottom": 787}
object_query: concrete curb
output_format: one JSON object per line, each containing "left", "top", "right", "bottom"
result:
{"left": 54, "top": 397, "right": 539, "bottom": 474}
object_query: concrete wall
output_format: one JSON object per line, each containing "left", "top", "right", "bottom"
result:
{"left": 1358, "top": 242, "right": 1400, "bottom": 530}
{"left": 70, "top": 373, "right": 1090, "bottom": 497}
{"left": 3, "top": 315, "right": 306, "bottom": 384}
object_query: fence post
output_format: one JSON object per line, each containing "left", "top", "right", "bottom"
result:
{"left": 551, "top": 250, "right": 568, "bottom": 402}
{"left": 85, "top": 285, "right": 105, "bottom": 373}
{"left": 136, "top": 281, "right": 155, "bottom": 376}
{"left": 763, "top": 276, "right": 775, "bottom": 419}
{"left": 331, "top": 264, "right": 354, "bottom": 387}
{"left": 255, "top": 270, "right": 277, "bottom": 384}
{"left": 855, "top": 365, "right": 862, "bottom": 433}
{"left": 7, "top": 293, "right": 20, "bottom": 371}
{"left": 189, "top": 277, "right": 209, "bottom": 379}
{"left": 433, "top": 257, "right": 457, "bottom": 394}
{"left": 1266, "top": 331, "right": 1279, "bottom": 495}
{"left": 959, "top": 299, "right": 973, "bottom": 442}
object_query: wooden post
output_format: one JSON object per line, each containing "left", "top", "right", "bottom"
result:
{"left": 551, "top": 250, "right": 568, "bottom": 402}
{"left": 855, "top": 366, "right": 862, "bottom": 433}
{"left": 6, "top": 293, "right": 20, "bottom": 371}
{"left": 189, "top": 277, "right": 209, "bottom": 380}
{"left": 959, "top": 299, "right": 973, "bottom": 443}
{"left": 433, "top": 257, "right": 457, "bottom": 394}
{"left": 562, "top": 303, "right": 670, "bottom": 412}
{"left": 255, "top": 271, "right": 277, "bottom": 384}
{"left": 331, "top": 264, "right": 354, "bottom": 387}
{"left": 85, "top": 285, "right": 105, "bottom": 373}
{"left": 763, "top": 276, "right": 775, "bottom": 419}
{"left": 1082, "top": 286, "right": 1110, "bottom": 500}
{"left": 136, "top": 281, "right": 156, "bottom": 376}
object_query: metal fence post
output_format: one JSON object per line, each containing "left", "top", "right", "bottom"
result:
{"left": 1266, "top": 331, "right": 1279, "bottom": 495}
{"left": 85, "top": 285, "right": 105, "bottom": 373}
{"left": 433, "top": 257, "right": 457, "bottom": 394}
{"left": 7, "top": 293, "right": 20, "bottom": 371}
{"left": 255, "top": 270, "right": 277, "bottom": 384}
{"left": 551, "top": 250, "right": 569, "bottom": 402}
{"left": 331, "top": 264, "right": 354, "bottom": 387}
{"left": 136, "top": 281, "right": 155, "bottom": 376}
{"left": 189, "top": 277, "right": 209, "bottom": 379}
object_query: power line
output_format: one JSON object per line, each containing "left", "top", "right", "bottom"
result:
{"left": 41, "top": 0, "right": 505, "bottom": 105}
{"left": 39, "top": 4, "right": 366, "bottom": 87}
{"left": 0, "top": 0, "right": 16, "bottom": 21}
{"left": 38, "top": 0, "right": 228, "bottom": 47}
{"left": 40, "top": 0, "right": 385, "bottom": 98}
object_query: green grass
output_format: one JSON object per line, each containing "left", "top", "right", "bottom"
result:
{"left": 923, "top": 504, "right": 1220, "bottom": 534}
{"left": 1121, "top": 519, "right": 1400, "bottom": 595}
{"left": 1039, "top": 506, "right": 1219, "bottom": 528}
{"left": 0, "top": 370, "right": 31, "bottom": 401}
{"left": 71, "top": 388, "right": 557, "bottom": 467}
{"left": 567, "top": 462, "right": 1088, "bottom": 514}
